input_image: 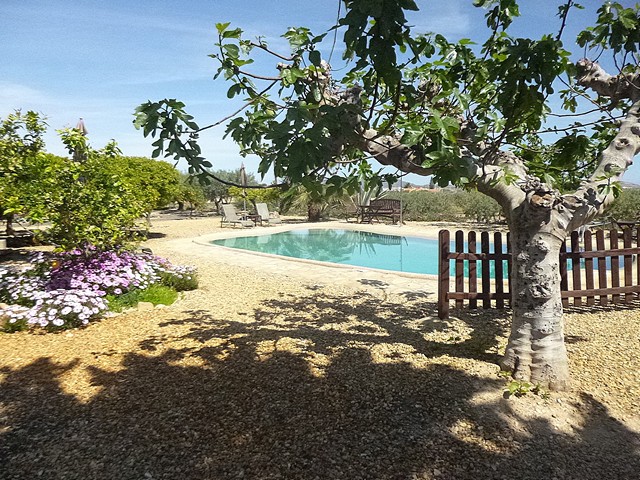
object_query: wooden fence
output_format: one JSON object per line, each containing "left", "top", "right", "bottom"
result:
{"left": 438, "top": 228, "right": 640, "bottom": 319}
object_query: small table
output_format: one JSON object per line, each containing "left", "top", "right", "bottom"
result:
{"left": 247, "top": 214, "right": 262, "bottom": 226}
{"left": 240, "top": 212, "right": 262, "bottom": 226}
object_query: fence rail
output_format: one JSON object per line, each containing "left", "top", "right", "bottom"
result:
{"left": 438, "top": 228, "right": 640, "bottom": 319}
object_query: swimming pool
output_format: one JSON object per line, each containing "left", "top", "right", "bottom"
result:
{"left": 211, "top": 228, "right": 498, "bottom": 276}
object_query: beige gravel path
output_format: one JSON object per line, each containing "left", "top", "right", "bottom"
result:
{"left": 0, "top": 213, "right": 638, "bottom": 480}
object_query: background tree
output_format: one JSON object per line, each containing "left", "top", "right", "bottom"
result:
{"left": 228, "top": 185, "right": 281, "bottom": 211}
{"left": 608, "top": 187, "right": 640, "bottom": 223}
{"left": 36, "top": 153, "right": 147, "bottom": 250}
{"left": 176, "top": 173, "right": 207, "bottom": 212}
{"left": 109, "top": 156, "right": 183, "bottom": 220}
{"left": 0, "top": 110, "right": 47, "bottom": 236}
{"left": 1, "top": 111, "right": 185, "bottom": 250}
{"left": 200, "top": 168, "right": 258, "bottom": 212}
{"left": 135, "top": 1, "right": 640, "bottom": 389}
{"left": 284, "top": 183, "right": 346, "bottom": 222}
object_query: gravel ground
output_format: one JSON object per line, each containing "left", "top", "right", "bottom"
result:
{"left": 0, "top": 213, "right": 639, "bottom": 480}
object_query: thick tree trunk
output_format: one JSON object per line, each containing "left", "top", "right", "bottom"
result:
{"left": 308, "top": 202, "right": 323, "bottom": 222}
{"left": 501, "top": 230, "right": 570, "bottom": 390}
{"left": 4, "top": 213, "right": 15, "bottom": 237}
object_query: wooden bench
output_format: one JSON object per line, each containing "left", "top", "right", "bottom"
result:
{"left": 358, "top": 199, "right": 403, "bottom": 224}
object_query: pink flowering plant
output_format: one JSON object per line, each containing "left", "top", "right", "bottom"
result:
{"left": 0, "top": 248, "right": 197, "bottom": 332}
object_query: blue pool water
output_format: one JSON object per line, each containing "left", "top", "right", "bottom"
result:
{"left": 211, "top": 228, "right": 624, "bottom": 276}
{"left": 211, "top": 228, "right": 506, "bottom": 276}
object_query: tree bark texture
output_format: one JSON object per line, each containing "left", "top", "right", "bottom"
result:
{"left": 500, "top": 230, "right": 569, "bottom": 390}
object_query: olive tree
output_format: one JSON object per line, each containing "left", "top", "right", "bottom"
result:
{"left": 135, "top": 1, "right": 640, "bottom": 389}
{"left": 200, "top": 168, "right": 258, "bottom": 211}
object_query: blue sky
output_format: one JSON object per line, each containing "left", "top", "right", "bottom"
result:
{"left": 2, "top": 0, "right": 639, "bottom": 184}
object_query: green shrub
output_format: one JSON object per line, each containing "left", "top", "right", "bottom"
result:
{"left": 386, "top": 190, "right": 465, "bottom": 221}
{"left": 106, "top": 285, "right": 179, "bottom": 312}
{"left": 158, "top": 270, "right": 198, "bottom": 291}
{"left": 1, "top": 315, "right": 28, "bottom": 333}
{"left": 106, "top": 289, "right": 142, "bottom": 313}
{"left": 384, "top": 189, "right": 503, "bottom": 222}
{"left": 138, "top": 285, "right": 178, "bottom": 305}
{"left": 279, "top": 187, "right": 504, "bottom": 223}
{"left": 608, "top": 188, "right": 640, "bottom": 221}
{"left": 457, "top": 190, "right": 503, "bottom": 223}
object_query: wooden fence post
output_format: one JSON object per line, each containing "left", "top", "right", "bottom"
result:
{"left": 455, "top": 230, "right": 465, "bottom": 310}
{"left": 611, "top": 230, "right": 621, "bottom": 304}
{"left": 595, "top": 230, "right": 608, "bottom": 306}
{"left": 438, "top": 230, "right": 450, "bottom": 319}
{"left": 571, "top": 231, "right": 582, "bottom": 307}
{"left": 468, "top": 231, "right": 477, "bottom": 310}
{"left": 493, "top": 232, "right": 504, "bottom": 309}
{"left": 584, "top": 230, "right": 595, "bottom": 307}
{"left": 481, "top": 232, "right": 491, "bottom": 309}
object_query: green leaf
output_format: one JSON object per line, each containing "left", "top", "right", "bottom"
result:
{"left": 227, "top": 84, "right": 242, "bottom": 98}
{"left": 223, "top": 44, "right": 240, "bottom": 58}
{"left": 216, "top": 22, "right": 230, "bottom": 34}
{"left": 309, "top": 50, "right": 321, "bottom": 66}
{"left": 222, "top": 27, "right": 243, "bottom": 39}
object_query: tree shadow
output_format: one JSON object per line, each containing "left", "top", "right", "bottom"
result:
{"left": 1, "top": 290, "right": 638, "bottom": 479}
{"left": 564, "top": 298, "right": 640, "bottom": 314}
{"left": 160, "top": 289, "right": 507, "bottom": 364}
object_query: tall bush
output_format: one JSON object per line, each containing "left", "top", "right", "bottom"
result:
{"left": 385, "top": 189, "right": 502, "bottom": 223}
{"left": 386, "top": 190, "right": 463, "bottom": 221}
{"left": 456, "top": 190, "right": 504, "bottom": 223}
{"left": 608, "top": 188, "right": 640, "bottom": 221}
{"left": 37, "top": 154, "right": 147, "bottom": 250}
{"left": 1, "top": 111, "right": 185, "bottom": 250}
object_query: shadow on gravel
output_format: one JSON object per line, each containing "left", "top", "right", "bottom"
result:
{"left": 161, "top": 287, "right": 507, "bottom": 364}
{"left": 1, "top": 290, "right": 639, "bottom": 480}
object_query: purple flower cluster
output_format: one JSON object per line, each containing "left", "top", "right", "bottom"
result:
{"left": 1, "top": 249, "right": 197, "bottom": 332}
{"left": 42, "top": 250, "right": 160, "bottom": 296}
{"left": 0, "top": 266, "right": 47, "bottom": 305}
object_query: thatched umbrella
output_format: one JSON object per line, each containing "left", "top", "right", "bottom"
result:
{"left": 73, "top": 118, "right": 88, "bottom": 162}
{"left": 239, "top": 162, "right": 248, "bottom": 211}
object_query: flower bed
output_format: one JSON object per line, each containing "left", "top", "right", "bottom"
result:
{"left": 0, "top": 249, "right": 197, "bottom": 332}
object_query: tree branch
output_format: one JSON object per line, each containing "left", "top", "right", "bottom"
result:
{"left": 237, "top": 69, "right": 281, "bottom": 81}
{"left": 250, "top": 41, "right": 295, "bottom": 61}
{"left": 201, "top": 169, "right": 288, "bottom": 189}
{"left": 471, "top": 149, "right": 527, "bottom": 214}
{"left": 564, "top": 99, "right": 640, "bottom": 231}
{"left": 556, "top": 0, "right": 574, "bottom": 42}
{"left": 359, "top": 129, "right": 432, "bottom": 175}
{"left": 197, "top": 80, "right": 279, "bottom": 133}
{"left": 577, "top": 59, "right": 640, "bottom": 103}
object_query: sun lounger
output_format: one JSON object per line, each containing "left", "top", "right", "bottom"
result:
{"left": 256, "top": 203, "right": 282, "bottom": 226}
{"left": 221, "top": 204, "right": 255, "bottom": 228}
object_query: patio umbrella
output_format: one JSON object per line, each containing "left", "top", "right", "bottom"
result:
{"left": 76, "top": 117, "right": 88, "bottom": 134}
{"left": 73, "top": 118, "right": 88, "bottom": 162}
{"left": 239, "top": 162, "right": 248, "bottom": 211}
